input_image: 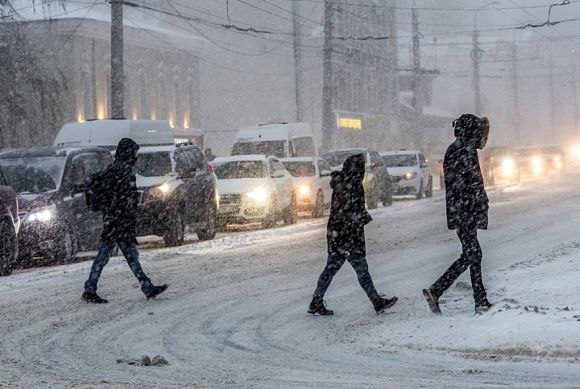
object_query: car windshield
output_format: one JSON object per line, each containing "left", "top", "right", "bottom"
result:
{"left": 135, "top": 152, "right": 173, "bottom": 177}
{"left": 282, "top": 161, "right": 316, "bottom": 177}
{"left": 323, "top": 150, "right": 364, "bottom": 167}
{"left": 382, "top": 154, "right": 417, "bottom": 167}
{"left": 232, "top": 141, "right": 286, "bottom": 159}
{"left": 214, "top": 161, "right": 267, "bottom": 179}
{"left": 0, "top": 156, "right": 66, "bottom": 194}
{"left": 292, "top": 137, "right": 316, "bottom": 157}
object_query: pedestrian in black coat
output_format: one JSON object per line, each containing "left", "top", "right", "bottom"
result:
{"left": 82, "top": 138, "right": 168, "bottom": 304}
{"left": 423, "top": 114, "right": 492, "bottom": 314}
{"left": 308, "top": 154, "right": 398, "bottom": 315}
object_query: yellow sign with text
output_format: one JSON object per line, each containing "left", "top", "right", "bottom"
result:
{"left": 338, "top": 117, "right": 363, "bottom": 131}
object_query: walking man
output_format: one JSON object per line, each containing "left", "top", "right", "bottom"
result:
{"left": 82, "top": 138, "right": 168, "bottom": 304}
{"left": 423, "top": 114, "right": 492, "bottom": 314}
{"left": 308, "top": 154, "right": 398, "bottom": 315}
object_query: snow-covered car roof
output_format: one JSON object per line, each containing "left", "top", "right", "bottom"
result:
{"left": 138, "top": 145, "right": 175, "bottom": 154}
{"left": 280, "top": 157, "right": 317, "bottom": 163}
{"left": 0, "top": 146, "right": 105, "bottom": 159}
{"left": 213, "top": 155, "right": 270, "bottom": 163}
{"left": 380, "top": 150, "right": 420, "bottom": 156}
{"left": 325, "top": 148, "right": 367, "bottom": 154}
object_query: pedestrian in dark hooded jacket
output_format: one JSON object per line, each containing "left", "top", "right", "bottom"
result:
{"left": 308, "top": 154, "right": 398, "bottom": 315}
{"left": 82, "top": 138, "right": 168, "bottom": 304}
{"left": 423, "top": 114, "right": 492, "bottom": 314}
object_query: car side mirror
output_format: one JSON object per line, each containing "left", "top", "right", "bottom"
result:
{"left": 320, "top": 170, "right": 331, "bottom": 177}
{"left": 271, "top": 170, "right": 284, "bottom": 178}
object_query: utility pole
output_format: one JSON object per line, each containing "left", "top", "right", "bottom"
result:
{"left": 411, "top": 7, "right": 421, "bottom": 110}
{"left": 291, "top": 0, "right": 303, "bottom": 122}
{"left": 572, "top": 50, "right": 578, "bottom": 136}
{"left": 471, "top": 29, "right": 482, "bottom": 116}
{"left": 549, "top": 47, "right": 556, "bottom": 140}
{"left": 110, "top": 0, "right": 125, "bottom": 119}
{"left": 511, "top": 39, "right": 520, "bottom": 144}
{"left": 321, "top": 0, "right": 335, "bottom": 152}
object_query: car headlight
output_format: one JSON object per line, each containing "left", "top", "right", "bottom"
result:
{"left": 532, "top": 156, "right": 543, "bottom": 174}
{"left": 403, "top": 172, "right": 418, "bottom": 180}
{"left": 144, "top": 182, "right": 173, "bottom": 202}
{"left": 501, "top": 158, "right": 515, "bottom": 177}
{"left": 246, "top": 187, "right": 268, "bottom": 203}
{"left": 298, "top": 184, "right": 311, "bottom": 196}
{"left": 27, "top": 205, "right": 55, "bottom": 223}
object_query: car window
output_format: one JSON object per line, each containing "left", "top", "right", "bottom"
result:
{"left": 318, "top": 159, "right": 331, "bottom": 173}
{"left": 382, "top": 154, "right": 418, "bottom": 167}
{"left": 175, "top": 149, "right": 192, "bottom": 173}
{"left": 283, "top": 161, "right": 316, "bottom": 177}
{"left": 370, "top": 152, "right": 384, "bottom": 165}
{"left": 214, "top": 161, "right": 267, "bottom": 179}
{"left": 135, "top": 152, "right": 172, "bottom": 177}
{"left": 186, "top": 147, "right": 207, "bottom": 171}
{"left": 419, "top": 153, "right": 427, "bottom": 165}
{"left": 68, "top": 153, "right": 101, "bottom": 187}
{"left": 273, "top": 160, "right": 286, "bottom": 172}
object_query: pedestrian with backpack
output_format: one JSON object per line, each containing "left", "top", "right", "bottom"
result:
{"left": 423, "top": 114, "right": 492, "bottom": 314}
{"left": 82, "top": 138, "right": 168, "bottom": 304}
{"left": 307, "top": 154, "right": 398, "bottom": 315}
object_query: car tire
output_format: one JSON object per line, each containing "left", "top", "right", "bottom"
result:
{"left": 54, "top": 227, "right": 78, "bottom": 265}
{"left": 0, "top": 218, "right": 17, "bottom": 277}
{"left": 163, "top": 208, "right": 185, "bottom": 247}
{"left": 284, "top": 194, "right": 298, "bottom": 225}
{"left": 312, "top": 191, "right": 325, "bottom": 218}
{"left": 426, "top": 177, "right": 434, "bottom": 198}
{"left": 383, "top": 188, "right": 393, "bottom": 207}
{"left": 367, "top": 184, "right": 379, "bottom": 209}
{"left": 416, "top": 180, "right": 424, "bottom": 200}
{"left": 197, "top": 205, "right": 217, "bottom": 241}
{"left": 262, "top": 198, "right": 277, "bottom": 229}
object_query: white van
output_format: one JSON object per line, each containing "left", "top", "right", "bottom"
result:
{"left": 54, "top": 120, "right": 174, "bottom": 149}
{"left": 231, "top": 122, "right": 317, "bottom": 159}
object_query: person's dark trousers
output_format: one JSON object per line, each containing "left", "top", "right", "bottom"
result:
{"left": 430, "top": 228, "right": 487, "bottom": 304}
{"left": 314, "top": 253, "right": 380, "bottom": 300}
{"left": 84, "top": 241, "right": 154, "bottom": 295}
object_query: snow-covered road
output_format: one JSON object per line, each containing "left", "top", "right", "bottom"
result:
{"left": 2, "top": 169, "right": 580, "bottom": 388}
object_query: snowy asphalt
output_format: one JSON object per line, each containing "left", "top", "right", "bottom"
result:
{"left": 1, "top": 168, "right": 580, "bottom": 388}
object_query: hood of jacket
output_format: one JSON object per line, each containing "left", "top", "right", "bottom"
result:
{"left": 115, "top": 138, "right": 140, "bottom": 166}
{"left": 453, "top": 114, "right": 489, "bottom": 149}
{"left": 342, "top": 154, "right": 365, "bottom": 183}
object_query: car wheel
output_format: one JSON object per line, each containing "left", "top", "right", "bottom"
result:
{"left": 312, "top": 191, "right": 325, "bottom": 218}
{"left": 262, "top": 198, "right": 277, "bottom": 229}
{"left": 197, "top": 205, "right": 217, "bottom": 241}
{"left": 426, "top": 177, "right": 434, "bottom": 198}
{"left": 284, "top": 194, "right": 298, "bottom": 225}
{"left": 163, "top": 208, "right": 185, "bottom": 247}
{"left": 0, "top": 219, "right": 17, "bottom": 277}
{"left": 54, "top": 228, "right": 78, "bottom": 265}
{"left": 367, "top": 185, "right": 378, "bottom": 209}
{"left": 383, "top": 187, "right": 393, "bottom": 207}
{"left": 416, "top": 180, "right": 424, "bottom": 200}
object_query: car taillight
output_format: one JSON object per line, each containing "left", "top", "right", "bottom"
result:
{"left": 208, "top": 162, "right": 215, "bottom": 176}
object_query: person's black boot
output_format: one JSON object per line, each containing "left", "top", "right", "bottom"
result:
{"left": 307, "top": 296, "right": 334, "bottom": 315}
{"left": 422, "top": 288, "right": 441, "bottom": 314}
{"left": 371, "top": 295, "right": 398, "bottom": 314}
{"left": 475, "top": 300, "right": 493, "bottom": 314}
{"left": 146, "top": 284, "right": 169, "bottom": 300}
{"left": 82, "top": 291, "right": 108, "bottom": 304}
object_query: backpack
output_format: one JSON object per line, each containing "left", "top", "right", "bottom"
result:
{"left": 85, "top": 170, "right": 113, "bottom": 212}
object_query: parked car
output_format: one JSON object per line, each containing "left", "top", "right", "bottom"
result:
{"left": 540, "top": 145, "right": 566, "bottom": 171}
{"left": 213, "top": 155, "right": 297, "bottom": 228}
{"left": 0, "top": 165, "right": 19, "bottom": 276}
{"left": 0, "top": 147, "right": 113, "bottom": 265}
{"left": 323, "top": 149, "right": 392, "bottom": 208}
{"left": 136, "top": 143, "right": 218, "bottom": 246}
{"left": 479, "top": 146, "right": 520, "bottom": 186}
{"left": 514, "top": 147, "right": 548, "bottom": 176}
{"left": 281, "top": 157, "right": 332, "bottom": 218}
{"left": 380, "top": 150, "right": 433, "bottom": 199}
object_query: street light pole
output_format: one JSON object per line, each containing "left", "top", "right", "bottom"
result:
{"left": 471, "top": 2, "right": 498, "bottom": 116}
{"left": 110, "top": 0, "right": 125, "bottom": 119}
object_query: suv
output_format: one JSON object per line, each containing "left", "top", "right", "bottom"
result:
{"left": 135, "top": 144, "right": 218, "bottom": 246}
{"left": 0, "top": 147, "right": 113, "bottom": 265}
{"left": 213, "top": 155, "right": 297, "bottom": 229}
{"left": 381, "top": 150, "right": 433, "bottom": 199}
{"left": 281, "top": 157, "right": 333, "bottom": 218}
{"left": 540, "top": 145, "right": 565, "bottom": 171}
{"left": 0, "top": 165, "right": 19, "bottom": 276}
{"left": 323, "top": 149, "right": 393, "bottom": 209}
{"left": 479, "top": 146, "right": 520, "bottom": 186}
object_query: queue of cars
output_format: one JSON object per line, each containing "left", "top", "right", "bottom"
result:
{"left": 0, "top": 118, "right": 441, "bottom": 275}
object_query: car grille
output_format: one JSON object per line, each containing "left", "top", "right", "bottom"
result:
{"left": 391, "top": 176, "right": 402, "bottom": 183}
{"left": 219, "top": 194, "right": 242, "bottom": 214}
